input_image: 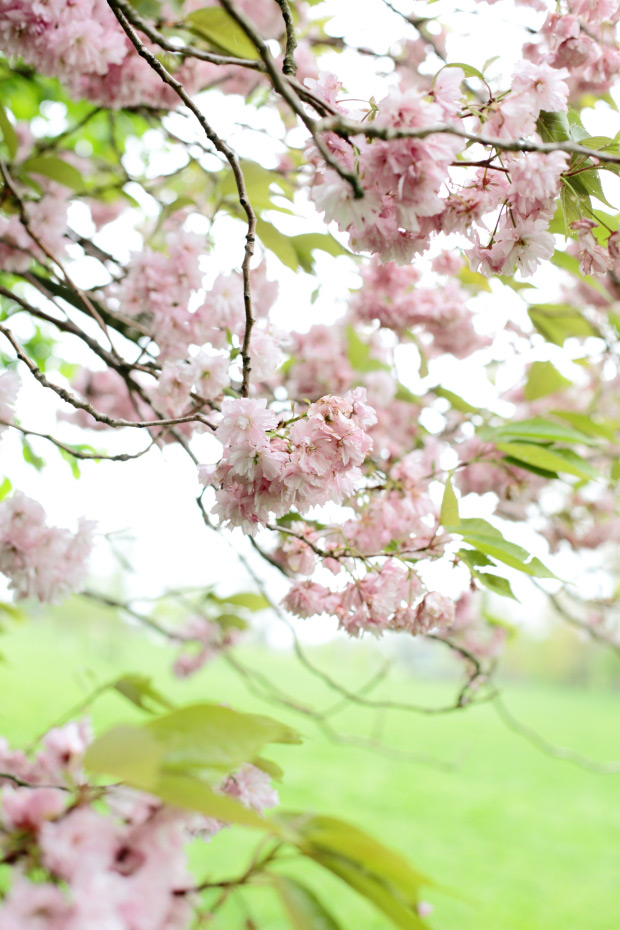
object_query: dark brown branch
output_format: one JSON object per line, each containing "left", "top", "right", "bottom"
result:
{"left": 0, "top": 323, "right": 210, "bottom": 430}
{"left": 273, "top": 0, "right": 297, "bottom": 75}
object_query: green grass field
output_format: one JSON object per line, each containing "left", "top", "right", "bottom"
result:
{"left": 1, "top": 606, "right": 619, "bottom": 930}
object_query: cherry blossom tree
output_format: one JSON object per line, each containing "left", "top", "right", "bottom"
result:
{"left": 1, "top": 0, "right": 620, "bottom": 925}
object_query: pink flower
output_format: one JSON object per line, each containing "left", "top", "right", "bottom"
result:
{"left": 571, "top": 219, "right": 610, "bottom": 276}
{"left": 282, "top": 580, "right": 337, "bottom": 617}
{"left": 222, "top": 764, "right": 278, "bottom": 813}
{"left": 0, "top": 879, "right": 69, "bottom": 930}
{"left": 511, "top": 61, "right": 569, "bottom": 114}
{"left": 0, "top": 492, "right": 94, "bottom": 603}
{"left": 39, "top": 720, "right": 92, "bottom": 777}
{"left": 508, "top": 152, "right": 568, "bottom": 214}
{"left": 216, "top": 397, "right": 278, "bottom": 450}
{"left": 415, "top": 592, "right": 455, "bottom": 632}
{"left": 40, "top": 808, "right": 121, "bottom": 880}
{"left": 490, "top": 217, "right": 556, "bottom": 277}
{"left": 2, "top": 787, "right": 66, "bottom": 832}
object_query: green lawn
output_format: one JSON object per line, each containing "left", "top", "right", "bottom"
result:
{"left": 1, "top": 606, "right": 619, "bottom": 930}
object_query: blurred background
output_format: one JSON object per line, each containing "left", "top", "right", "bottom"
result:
{"left": 1, "top": 591, "right": 619, "bottom": 930}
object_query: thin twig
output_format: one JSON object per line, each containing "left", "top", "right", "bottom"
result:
{"left": 494, "top": 695, "right": 620, "bottom": 775}
{"left": 315, "top": 115, "right": 620, "bottom": 167}
{"left": 0, "top": 420, "right": 156, "bottom": 463}
{"left": 0, "top": 323, "right": 209, "bottom": 430}
{"left": 106, "top": 0, "right": 257, "bottom": 397}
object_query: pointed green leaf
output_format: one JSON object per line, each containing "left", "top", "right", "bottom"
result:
{"left": 22, "top": 155, "right": 84, "bottom": 191}
{"left": 524, "top": 361, "right": 571, "bottom": 401}
{"left": 440, "top": 476, "right": 459, "bottom": 528}
{"left": 271, "top": 875, "right": 344, "bottom": 930}
{"left": 346, "top": 326, "right": 390, "bottom": 373}
{"left": 112, "top": 674, "right": 174, "bottom": 713}
{"left": 495, "top": 442, "right": 597, "bottom": 480}
{"left": 186, "top": 7, "right": 261, "bottom": 59}
{"left": 0, "top": 104, "right": 18, "bottom": 159}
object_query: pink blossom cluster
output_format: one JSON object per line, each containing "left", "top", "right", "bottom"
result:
{"left": 283, "top": 561, "right": 455, "bottom": 638}
{"left": 151, "top": 352, "right": 230, "bottom": 417}
{"left": 543, "top": 490, "right": 620, "bottom": 552}
{"left": 0, "top": 369, "right": 18, "bottom": 434}
{"left": 310, "top": 77, "right": 465, "bottom": 265}
{"left": 307, "top": 63, "right": 576, "bottom": 277}
{"left": 0, "top": 722, "right": 277, "bottom": 930}
{"left": 0, "top": 191, "right": 68, "bottom": 274}
{"left": 112, "top": 233, "right": 281, "bottom": 375}
{"left": 0, "top": 0, "right": 219, "bottom": 109}
{"left": 523, "top": 3, "right": 620, "bottom": 103}
{"left": 0, "top": 492, "right": 93, "bottom": 602}
{"left": 352, "top": 259, "right": 488, "bottom": 357}
{"left": 172, "top": 614, "right": 242, "bottom": 678}
{"left": 201, "top": 389, "right": 377, "bottom": 535}
{"left": 279, "top": 325, "right": 423, "bottom": 462}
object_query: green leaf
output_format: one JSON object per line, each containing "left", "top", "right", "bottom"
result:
{"left": 215, "top": 612, "right": 249, "bottom": 631}
{"left": 0, "top": 104, "right": 18, "bottom": 158}
{"left": 433, "top": 386, "right": 480, "bottom": 414}
{"left": 458, "top": 266, "right": 491, "bottom": 292}
{"left": 495, "top": 442, "right": 597, "bottom": 480}
{"left": 186, "top": 8, "right": 261, "bottom": 59}
{"left": 446, "top": 518, "right": 556, "bottom": 578}
{"left": 0, "top": 477, "right": 12, "bottom": 501}
{"left": 394, "top": 383, "right": 421, "bottom": 404}
{"left": 112, "top": 674, "right": 174, "bottom": 713}
{"left": 59, "top": 448, "right": 81, "bottom": 480}
{"left": 313, "top": 854, "right": 429, "bottom": 930}
{"left": 478, "top": 417, "right": 596, "bottom": 446}
{"left": 524, "top": 361, "right": 571, "bottom": 401}
{"left": 85, "top": 708, "right": 297, "bottom": 832}
{"left": 220, "top": 160, "right": 293, "bottom": 210}
{"left": 144, "top": 703, "right": 301, "bottom": 778}
{"left": 85, "top": 724, "right": 162, "bottom": 788}
{"left": 346, "top": 325, "right": 390, "bottom": 373}
{"left": 151, "top": 772, "right": 271, "bottom": 829}
{"left": 22, "top": 438, "right": 45, "bottom": 471}
{"left": 472, "top": 571, "right": 517, "bottom": 600}
{"left": 159, "top": 195, "right": 196, "bottom": 225}
{"left": 528, "top": 304, "right": 599, "bottom": 345}
{"left": 550, "top": 410, "right": 618, "bottom": 441}
{"left": 570, "top": 168, "right": 613, "bottom": 209}
{"left": 286, "top": 815, "right": 430, "bottom": 905}
{"left": 271, "top": 875, "right": 344, "bottom": 930}
{"left": 457, "top": 548, "right": 493, "bottom": 570}
{"left": 215, "top": 592, "right": 270, "bottom": 611}
{"left": 435, "top": 62, "right": 486, "bottom": 85}
{"left": 440, "top": 476, "right": 459, "bottom": 528}
{"left": 290, "top": 233, "right": 348, "bottom": 273}
{"left": 536, "top": 110, "right": 571, "bottom": 143}
{"left": 22, "top": 155, "right": 84, "bottom": 191}
{"left": 256, "top": 218, "right": 299, "bottom": 270}
{"left": 458, "top": 550, "right": 517, "bottom": 599}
